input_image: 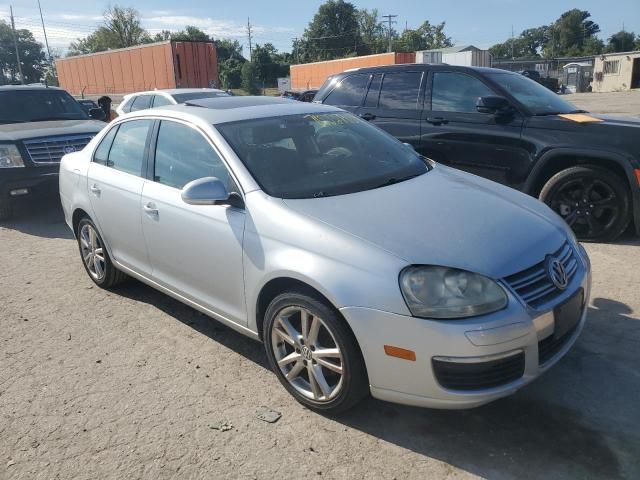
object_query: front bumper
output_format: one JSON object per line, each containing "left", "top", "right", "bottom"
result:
{"left": 0, "top": 166, "right": 59, "bottom": 202}
{"left": 341, "top": 247, "right": 591, "bottom": 409}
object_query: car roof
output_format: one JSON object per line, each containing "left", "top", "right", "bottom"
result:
{"left": 124, "top": 88, "right": 226, "bottom": 98}
{"left": 123, "top": 95, "right": 341, "bottom": 124}
{"left": 0, "top": 85, "right": 64, "bottom": 91}
{"left": 333, "top": 64, "right": 514, "bottom": 76}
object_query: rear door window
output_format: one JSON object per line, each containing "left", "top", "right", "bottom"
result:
{"left": 130, "top": 95, "right": 153, "bottom": 112}
{"left": 323, "top": 74, "right": 368, "bottom": 107}
{"left": 106, "top": 120, "right": 152, "bottom": 176}
{"left": 152, "top": 95, "right": 172, "bottom": 108}
{"left": 378, "top": 72, "right": 422, "bottom": 110}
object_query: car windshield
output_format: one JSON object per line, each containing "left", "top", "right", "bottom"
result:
{"left": 0, "top": 90, "right": 89, "bottom": 123}
{"left": 486, "top": 72, "right": 580, "bottom": 115}
{"left": 172, "top": 91, "right": 230, "bottom": 103}
{"left": 217, "top": 112, "right": 429, "bottom": 199}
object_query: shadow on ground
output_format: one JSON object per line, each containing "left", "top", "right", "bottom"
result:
{"left": 0, "top": 195, "right": 72, "bottom": 240}
{"left": 116, "top": 277, "right": 640, "bottom": 480}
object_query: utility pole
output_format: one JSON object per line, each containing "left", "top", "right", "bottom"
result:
{"left": 382, "top": 14, "right": 397, "bottom": 53}
{"left": 247, "top": 17, "right": 253, "bottom": 60}
{"left": 37, "top": 0, "right": 52, "bottom": 63}
{"left": 292, "top": 37, "right": 298, "bottom": 63}
{"left": 10, "top": 6, "right": 24, "bottom": 84}
{"left": 511, "top": 25, "right": 514, "bottom": 59}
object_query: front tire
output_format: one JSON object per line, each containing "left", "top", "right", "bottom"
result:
{"left": 263, "top": 290, "right": 368, "bottom": 414}
{"left": 539, "top": 165, "right": 631, "bottom": 242}
{"left": 76, "top": 217, "right": 127, "bottom": 288}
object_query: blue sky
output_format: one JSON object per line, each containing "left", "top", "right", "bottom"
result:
{"left": 2, "top": 0, "right": 639, "bottom": 55}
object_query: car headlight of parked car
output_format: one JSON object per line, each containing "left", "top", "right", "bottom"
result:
{"left": 0, "top": 144, "right": 25, "bottom": 168}
{"left": 400, "top": 266, "right": 507, "bottom": 319}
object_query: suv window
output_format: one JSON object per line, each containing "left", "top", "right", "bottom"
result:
{"left": 324, "top": 74, "right": 368, "bottom": 107}
{"left": 152, "top": 95, "right": 172, "bottom": 107}
{"left": 93, "top": 125, "right": 119, "bottom": 165}
{"left": 378, "top": 72, "right": 422, "bottom": 109}
{"left": 130, "top": 95, "right": 153, "bottom": 112}
{"left": 106, "top": 120, "right": 152, "bottom": 176}
{"left": 431, "top": 72, "right": 494, "bottom": 113}
{"left": 154, "top": 120, "right": 231, "bottom": 190}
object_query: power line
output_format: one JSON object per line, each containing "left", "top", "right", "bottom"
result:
{"left": 381, "top": 14, "right": 397, "bottom": 53}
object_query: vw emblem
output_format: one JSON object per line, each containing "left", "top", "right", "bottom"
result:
{"left": 63, "top": 145, "right": 76, "bottom": 154}
{"left": 300, "top": 345, "right": 313, "bottom": 361}
{"left": 547, "top": 258, "right": 569, "bottom": 290}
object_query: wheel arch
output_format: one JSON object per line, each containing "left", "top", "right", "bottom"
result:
{"left": 523, "top": 148, "right": 640, "bottom": 234}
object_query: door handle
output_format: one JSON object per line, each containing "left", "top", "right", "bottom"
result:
{"left": 425, "top": 117, "right": 449, "bottom": 126}
{"left": 89, "top": 184, "right": 101, "bottom": 195}
{"left": 143, "top": 202, "right": 159, "bottom": 217}
{"left": 359, "top": 112, "right": 376, "bottom": 121}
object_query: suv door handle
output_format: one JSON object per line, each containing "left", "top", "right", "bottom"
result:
{"left": 425, "top": 117, "right": 449, "bottom": 126}
{"left": 89, "top": 184, "right": 101, "bottom": 195}
{"left": 359, "top": 113, "right": 376, "bottom": 121}
{"left": 143, "top": 202, "right": 159, "bottom": 217}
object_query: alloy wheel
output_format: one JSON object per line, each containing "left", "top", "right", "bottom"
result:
{"left": 270, "top": 306, "right": 344, "bottom": 402}
{"left": 549, "top": 176, "right": 620, "bottom": 240}
{"left": 79, "top": 224, "right": 106, "bottom": 281}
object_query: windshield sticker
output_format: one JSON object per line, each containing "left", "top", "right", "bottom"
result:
{"left": 304, "top": 113, "right": 358, "bottom": 126}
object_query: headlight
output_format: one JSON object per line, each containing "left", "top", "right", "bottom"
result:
{"left": 0, "top": 144, "right": 25, "bottom": 168}
{"left": 399, "top": 266, "right": 507, "bottom": 319}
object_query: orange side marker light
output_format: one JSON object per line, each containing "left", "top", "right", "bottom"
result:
{"left": 635, "top": 169, "right": 640, "bottom": 187}
{"left": 384, "top": 345, "right": 416, "bottom": 361}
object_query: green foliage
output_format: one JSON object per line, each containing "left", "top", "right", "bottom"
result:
{"left": 605, "top": 31, "right": 637, "bottom": 53}
{"left": 0, "top": 20, "right": 47, "bottom": 84}
{"left": 241, "top": 62, "right": 260, "bottom": 94}
{"left": 393, "top": 21, "right": 452, "bottom": 52}
{"left": 358, "top": 9, "right": 386, "bottom": 55}
{"left": 171, "top": 26, "right": 210, "bottom": 42}
{"left": 68, "top": 6, "right": 149, "bottom": 55}
{"left": 252, "top": 43, "right": 290, "bottom": 87}
{"left": 490, "top": 9, "right": 603, "bottom": 59}
{"left": 296, "top": 0, "right": 364, "bottom": 62}
{"left": 219, "top": 58, "right": 244, "bottom": 89}
{"left": 216, "top": 39, "right": 245, "bottom": 62}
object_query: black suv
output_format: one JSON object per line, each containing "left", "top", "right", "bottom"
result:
{"left": 0, "top": 85, "right": 106, "bottom": 221}
{"left": 315, "top": 65, "right": 640, "bottom": 242}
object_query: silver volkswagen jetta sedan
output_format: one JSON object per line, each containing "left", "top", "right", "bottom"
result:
{"left": 59, "top": 96, "right": 591, "bottom": 413}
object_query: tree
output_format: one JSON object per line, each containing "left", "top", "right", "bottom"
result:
{"left": 298, "top": 0, "right": 363, "bottom": 62}
{"left": 152, "top": 30, "right": 172, "bottom": 42}
{"left": 241, "top": 61, "right": 260, "bottom": 94}
{"left": 544, "top": 9, "right": 599, "bottom": 57}
{"left": 68, "top": 6, "right": 149, "bottom": 56}
{"left": 582, "top": 36, "right": 604, "bottom": 55}
{"left": 394, "top": 21, "right": 452, "bottom": 52}
{"left": 0, "top": 20, "right": 47, "bottom": 84}
{"left": 171, "top": 26, "right": 210, "bottom": 42}
{"left": 219, "top": 58, "right": 243, "bottom": 89}
{"left": 251, "top": 43, "right": 290, "bottom": 87}
{"left": 358, "top": 9, "right": 385, "bottom": 54}
{"left": 216, "top": 39, "right": 245, "bottom": 61}
{"left": 606, "top": 30, "right": 636, "bottom": 53}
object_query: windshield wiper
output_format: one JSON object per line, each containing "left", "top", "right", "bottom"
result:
{"left": 0, "top": 119, "right": 28, "bottom": 124}
{"left": 28, "top": 116, "right": 81, "bottom": 122}
{"left": 373, "top": 173, "right": 422, "bottom": 189}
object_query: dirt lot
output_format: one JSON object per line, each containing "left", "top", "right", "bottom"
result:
{"left": 569, "top": 91, "right": 640, "bottom": 118}
{"left": 1, "top": 199, "right": 639, "bottom": 480}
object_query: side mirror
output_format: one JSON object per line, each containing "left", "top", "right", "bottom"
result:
{"left": 476, "top": 96, "right": 513, "bottom": 116}
{"left": 181, "top": 177, "right": 244, "bottom": 208}
{"left": 89, "top": 107, "right": 107, "bottom": 121}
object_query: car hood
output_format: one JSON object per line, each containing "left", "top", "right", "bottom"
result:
{"left": 591, "top": 114, "right": 640, "bottom": 127}
{"left": 0, "top": 119, "right": 105, "bottom": 142}
{"left": 283, "top": 165, "right": 568, "bottom": 279}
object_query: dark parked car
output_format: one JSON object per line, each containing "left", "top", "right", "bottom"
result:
{"left": 315, "top": 64, "right": 640, "bottom": 242}
{"left": 77, "top": 98, "right": 99, "bottom": 113}
{"left": 0, "top": 85, "right": 106, "bottom": 221}
{"left": 281, "top": 90, "right": 318, "bottom": 102}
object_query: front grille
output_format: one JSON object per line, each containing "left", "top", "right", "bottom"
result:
{"left": 538, "top": 325, "right": 578, "bottom": 365}
{"left": 432, "top": 352, "right": 525, "bottom": 391}
{"left": 23, "top": 134, "right": 94, "bottom": 164}
{"left": 504, "top": 242, "right": 578, "bottom": 309}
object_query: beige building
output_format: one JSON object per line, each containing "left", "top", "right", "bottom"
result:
{"left": 592, "top": 51, "right": 640, "bottom": 92}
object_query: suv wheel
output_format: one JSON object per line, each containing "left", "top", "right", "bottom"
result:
{"left": 0, "top": 200, "right": 12, "bottom": 222}
{"left": 539, "top": 165, "right": 630, "bottom": 242}
{"left": 263, "top": 290, "right": 368, "bottom": 414}
{"left": 77, "top": 217, "right": 127, "bottom": 288}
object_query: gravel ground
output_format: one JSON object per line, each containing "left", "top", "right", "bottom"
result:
{"left": 558, "top": 90, "right": 640, "bottom": 118}
{"left": 1, "top": 199, "right": 639, "bottom": 480}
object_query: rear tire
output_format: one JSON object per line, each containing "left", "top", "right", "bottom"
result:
{"left": 76, "top": 217, "right": 127, "bottom": 288}
{"left": 0, "top": 200, "right": 12, "bottom": 222}
{"left": 263, "top": 290, "right": 368, "bottom": 414}
{"left": 539, "top": 165, "right": 630, "bottom": 242}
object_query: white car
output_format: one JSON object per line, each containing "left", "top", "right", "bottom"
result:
{"left": 115, "top": 88, "right": 229, "bottom": 115}
{"left": 59, "top": 96, "right": 591, "bottom": 413}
